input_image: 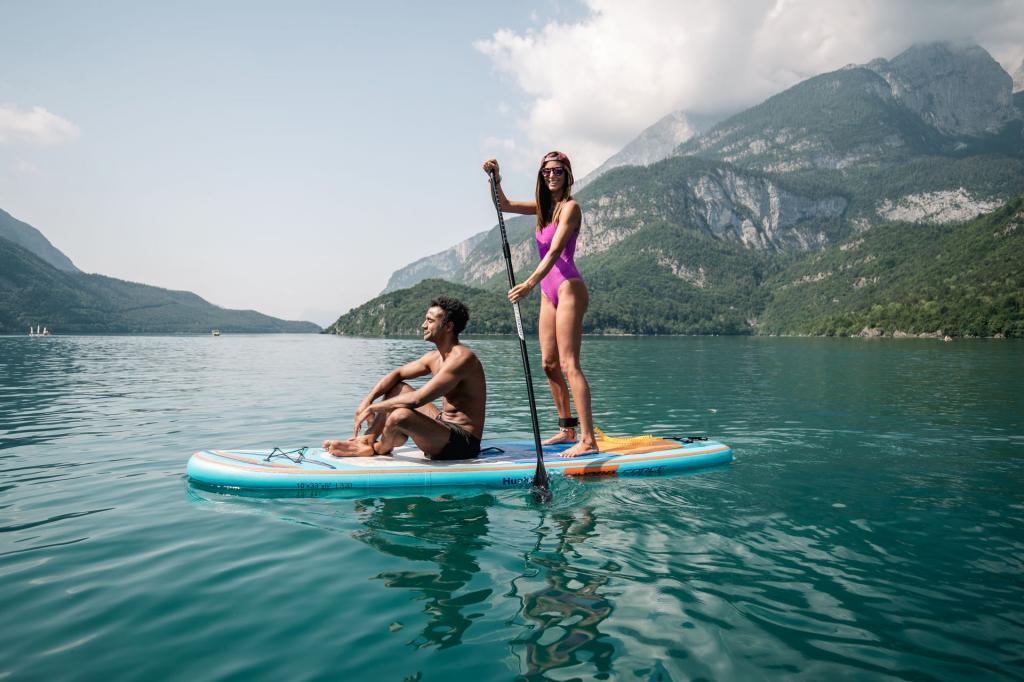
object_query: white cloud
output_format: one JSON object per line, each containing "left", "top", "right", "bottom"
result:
{"left": 481, "top": 135, "right": 539, "bottom": 174}
{"left": 476, "top": 0, "right": 1024, "bottom": 176}
{"left": 0, "top": 105, "right": 80, "bottom": 145}
{"left": 482, "top": 136, "right": 517, "bottom": 151}
{"left": 16, "top": 159, "right": 41, "bottom": 176}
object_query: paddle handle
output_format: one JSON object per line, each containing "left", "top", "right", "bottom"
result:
{"left": 487, "top": 171, "right": 550, "bottom": 497}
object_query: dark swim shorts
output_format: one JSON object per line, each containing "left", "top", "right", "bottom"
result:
{"left": 431, "top": 414, "right": 481, "bottom": 460}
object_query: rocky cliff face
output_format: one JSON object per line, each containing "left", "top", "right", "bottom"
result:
{"left": 875, "top": 188, "right": 1002, "bottom": 223}
{"left": 383, "top": 230, "right": 490, "bottom": 292}
{"left": 677, "top": 65, "right": 918, "bottom": 173}
{"left": 680, "top": 42, "right": 1021, "bottom": 175}
{"left": 865, "top": 42, "right": 1017, "bottom": 137}
{"left": 581, "top": 168, "right": 847, "bottom": 254}
{"left": 576, "top": 110, "right": 721, "bottom": 188}
{"left": 386, "top": 162, "right": 848, "bottom": 291}
{"left": 1012, "top": 58, "right": 1024, "bottom": 94}
{"left": 383, "top": 214, "right": 542, "bottom": 292}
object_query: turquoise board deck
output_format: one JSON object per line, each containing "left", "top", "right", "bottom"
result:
{"left": 187, "top": 437, "right": 733, "bottom": 490}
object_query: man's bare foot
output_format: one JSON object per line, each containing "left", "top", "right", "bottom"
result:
{"left": 326, "top": 438, "right": 376, "bottom": 457}
{"left": 323, "top": 435, "right": 374, "bottom": 451}
{"left": 543, "top": 427, "right": 576, "bottom": 445}
{"left": 558, "top": 439, "right": 599, "bottom": 458}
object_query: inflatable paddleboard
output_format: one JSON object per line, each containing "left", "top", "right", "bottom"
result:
{"left": 187, "top": 433, "right": 732, "bottom": 491}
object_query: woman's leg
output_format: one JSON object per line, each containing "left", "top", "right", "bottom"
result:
{"left": 538, "top": 293, "right": 576, "bottom": 444}
{"left": 553, "top": 279, "right": 598, "bottom": 457}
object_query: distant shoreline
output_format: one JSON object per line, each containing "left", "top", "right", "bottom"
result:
{"left": 321, "top": 332, "right": 1017, "bottom": 341}
{"left": 1, "top": 331, "right": 322, "bottom": 337}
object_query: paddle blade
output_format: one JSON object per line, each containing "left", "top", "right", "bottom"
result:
{"left": 532, "top": 458, "right": 551, "bottom": 502}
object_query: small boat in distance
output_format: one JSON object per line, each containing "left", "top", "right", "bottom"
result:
{"left": 28, "top": 326, "right": 50, "bottom": 336}
{"left": 212, "top": 329, "right": 221, "bottom": 336}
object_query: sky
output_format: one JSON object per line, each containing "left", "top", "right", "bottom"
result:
{"left": 2, "top": 0, "right": 1022, "bottom": 326}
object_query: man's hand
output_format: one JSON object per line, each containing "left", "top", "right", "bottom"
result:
{"left": 353, "top": 404, "right": 374, "bottom": 438}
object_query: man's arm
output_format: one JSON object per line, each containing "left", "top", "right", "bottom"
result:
{"left": 369, "top": 350, "right": 471, "bottom": 414}
{"left": 359, "top": 353, "right": 434, "bottom": 405}
{"left": 353, "top": 353, "right": 435, "bottom": 436}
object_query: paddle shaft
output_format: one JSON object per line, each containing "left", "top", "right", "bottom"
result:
{"left": 487, "top": 171, "right": 551, "bottom": 495}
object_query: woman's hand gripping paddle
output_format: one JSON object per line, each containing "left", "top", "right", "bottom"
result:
{"left": 487, "top": 170, "right": 552, "bottom": 501}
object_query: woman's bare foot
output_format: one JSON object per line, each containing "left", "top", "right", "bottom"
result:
{"left": 543, "top": 427, "right": 576, "bottom": 445}
{"left": 558, "top": 438, "right": 599, "bottom": 458}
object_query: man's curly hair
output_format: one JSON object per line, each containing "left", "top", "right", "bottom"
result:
{"left": 430, "top": 296, "right": 469, "bottom": 336}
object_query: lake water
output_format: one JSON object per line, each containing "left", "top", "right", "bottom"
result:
{"left": 1, "top": 334, "right": 1022, "bottom": 680}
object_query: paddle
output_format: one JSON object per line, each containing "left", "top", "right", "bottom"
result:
{"left": 487, "top": 170, "right": 551, "bottom": 500}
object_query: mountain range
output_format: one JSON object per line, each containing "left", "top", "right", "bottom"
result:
{"left": 337, "top": 41, "right": 1024, "bottom": 338}
{"left": 329, "top": 194, "right": 1022, "bottom": 338}
{"left": 574, "top": 110, "right": 724, "bottom": 189}
{"left": 0, "top": 208, "right": 319, "bottom": 334}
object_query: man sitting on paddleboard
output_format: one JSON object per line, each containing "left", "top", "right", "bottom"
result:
{"left": 323, "top": 297, "right": 486, "bottom": 459}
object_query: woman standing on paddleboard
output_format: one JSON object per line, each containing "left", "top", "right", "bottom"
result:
{"left": 483, "top": 151, "right": 597, "bottom": 457}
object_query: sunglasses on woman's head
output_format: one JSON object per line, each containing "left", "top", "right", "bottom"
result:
{"left": 540, "top": 167, "right": 565, "bottom": 177}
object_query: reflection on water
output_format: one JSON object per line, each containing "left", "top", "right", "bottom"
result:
{"left": 351, "top": 493, "right": 494, "bottom": 650}
{"left": 189, "top": 474, "right": 628, "bottom": 678}
{"left": 512, "top": 507, "right": 616, "bottom": 678}
{"left": 338, "top": 491, "right": 621, "bottom": 679}
{"left": 2, "top": 335, "right": 1022, "bottom": 680}
{"left": 0, "top": 337, "right": 80, "bottom": 450}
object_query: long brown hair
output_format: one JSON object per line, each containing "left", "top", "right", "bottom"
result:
{"left": 535, "top": 151, "right": 574, "bottom": 231}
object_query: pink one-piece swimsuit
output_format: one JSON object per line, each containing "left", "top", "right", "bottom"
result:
{"left": 536, "top": 221, "right": 583, "bottom": 307}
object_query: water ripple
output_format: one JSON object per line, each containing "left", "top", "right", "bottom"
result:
{"left": 0, "top": 335, "right": 1022, "bottom": 680}
{"left": 0, "top": 508, "right": 114, "bottom": 533}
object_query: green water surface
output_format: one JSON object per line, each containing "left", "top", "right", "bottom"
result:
{"left": 1, "top": 335, "right": 1022, "bottom": 680}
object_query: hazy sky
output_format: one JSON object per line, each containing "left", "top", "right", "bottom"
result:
{"left": 2, "top": 0, "right": 1022, "bottom": 326}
